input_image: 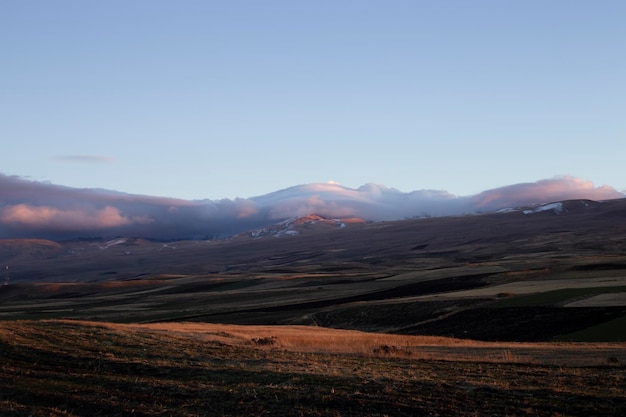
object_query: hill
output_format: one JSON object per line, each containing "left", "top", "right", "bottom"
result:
{"left": 1, "top": 319, "right": 624, "bottom": 416}
{"left": 1, "top": 198, "right": 625, "bottom": 342}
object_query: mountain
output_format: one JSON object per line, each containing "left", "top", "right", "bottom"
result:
{"left": 0, "top": 173, "right": 623, "bottom": 240}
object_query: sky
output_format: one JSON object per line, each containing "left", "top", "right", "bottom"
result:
{"left": 2, "top": 1, "right": 625, "bottom": 203}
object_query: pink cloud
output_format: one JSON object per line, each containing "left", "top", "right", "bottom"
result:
{"left": 233, "top": 199, "right": 259, "bottom": 219}
{"left": 0, "top": 204, "right": 136, "bottom": 230}
{"left": 470, "top": 176, "right": 624, "bottom": 210}
{"left": 0, "top": 173, "right": 623, "bottom": 240}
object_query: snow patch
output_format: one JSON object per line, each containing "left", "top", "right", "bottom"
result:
{"left": 523, "top": 202, "right": 565, "bottom": 215}
{"left": 496, "top": 207, "right": 517, "bottom": 213}
{"left": 98, "top": 238, "right": 128, "bottom": 249}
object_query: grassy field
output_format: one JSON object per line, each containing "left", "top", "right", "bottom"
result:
{"left": 1, "top": 320, "right": 625, "bottom": 416}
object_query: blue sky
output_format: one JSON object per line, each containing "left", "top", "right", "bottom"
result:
{"left": 2, "top": 1, "right": 625, "bottom": 200}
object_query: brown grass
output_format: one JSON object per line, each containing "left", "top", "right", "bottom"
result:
{"left": 1, "top": 319, "right": 625, "bottom": 417}
{"left": 68, "top": 320, "right": 626, "bottom": 367}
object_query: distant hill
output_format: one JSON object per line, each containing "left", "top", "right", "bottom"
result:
{"left": 0, "top": 239, "right": 63, "bottom": 264}
{"left": 1, "top": 197, "right": 625, "bottom": 283}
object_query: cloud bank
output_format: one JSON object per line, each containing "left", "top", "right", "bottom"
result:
{"left": 0, "top": 173, "right": 622, "bottom": 240}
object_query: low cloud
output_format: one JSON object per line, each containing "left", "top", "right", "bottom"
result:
{"left": 0, "top": 204, "right": 133, "bottom": 230}
{"left": 0, "top": 173, "right": 623, "bottom": 240}
{"left": 469, "top": 177, "right": 624, "bottom": 210}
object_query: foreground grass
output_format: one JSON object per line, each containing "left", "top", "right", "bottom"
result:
{"left": 1, "top": 320, "right": 625, "bottom": 416}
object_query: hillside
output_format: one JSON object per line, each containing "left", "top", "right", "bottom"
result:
{"left": 1, "top": 320, "right": 624, "bottom": 416}
{"left": 1, "top": 198, "right": 625, "bottom": 342}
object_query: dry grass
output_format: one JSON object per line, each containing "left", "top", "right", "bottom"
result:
{"left": 69, "top": 320, "right": 626, "bottom": 367}
{"left": 2, "top": 319, "right": 625, "bottom": 417}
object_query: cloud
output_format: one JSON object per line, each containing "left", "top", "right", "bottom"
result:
{"left": 1, "top": 204, "right": 134, "bottom": 230}
{"left": 53, "top": 155, "right": 115, "bottom": 164}
{"left": 0, "top": 173, "right": 623, "bottom": 240}
{"left": 469, "top": 176, "right": 624, "bottom": 210}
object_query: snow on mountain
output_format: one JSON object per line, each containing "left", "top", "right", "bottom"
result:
{"left": 249, "top": 182, "right": 461, "bottom": 222}
{"left": 100, "top": 238, "right": 129, "bottom": 249}
{"left": 523, "top": 202, "right": 565, "bottom": 215}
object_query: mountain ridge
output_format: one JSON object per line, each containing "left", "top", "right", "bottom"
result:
{"left": 1, "top": 173, "right": 623, "bottom": 240}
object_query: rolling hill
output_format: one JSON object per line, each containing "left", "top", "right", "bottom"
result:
{"left": 1, "top": 198, "right": 625, "bottom": 342}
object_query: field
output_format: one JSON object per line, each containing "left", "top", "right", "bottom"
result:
{"left": 1, "top": 199, "right": 626, "bottom": 415}
{"left": 1, "top": 320, "right": 624, "bottom": 416}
